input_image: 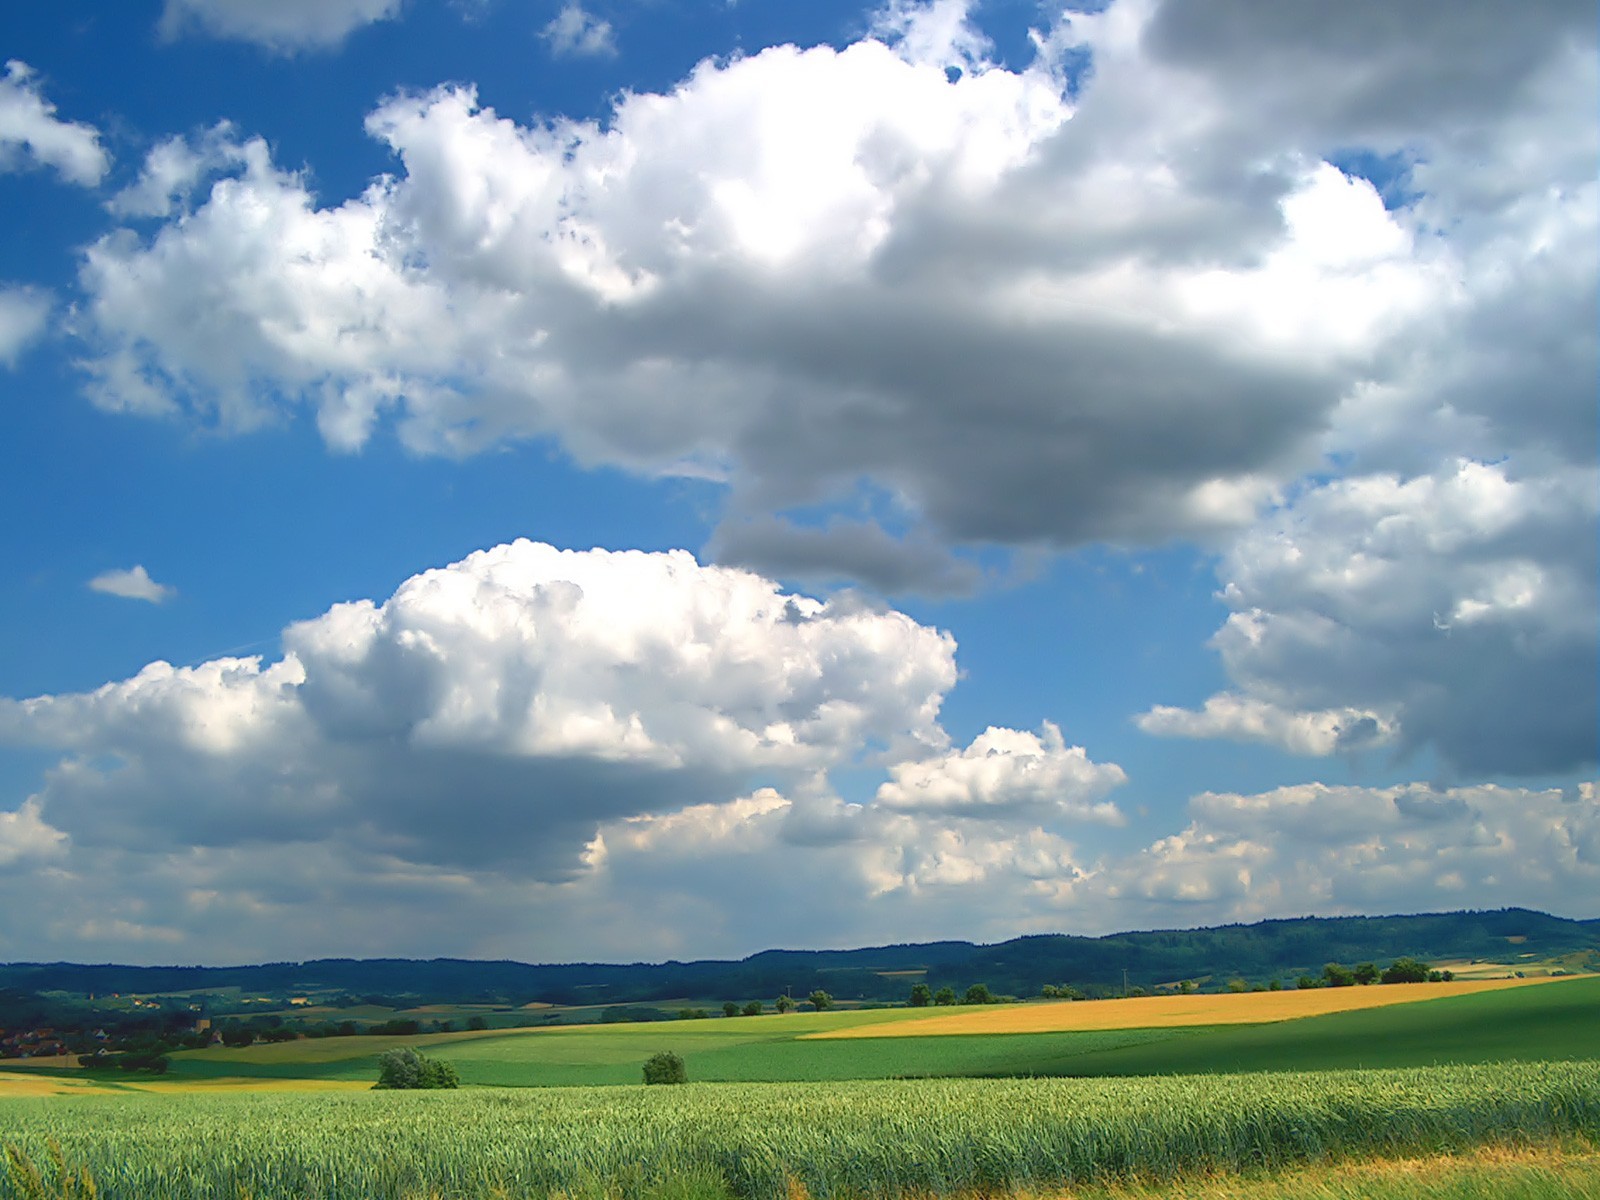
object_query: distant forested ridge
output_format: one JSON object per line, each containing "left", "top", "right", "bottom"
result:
{"left": 3, "top": 908, "right": 1594, "bottom": 1007}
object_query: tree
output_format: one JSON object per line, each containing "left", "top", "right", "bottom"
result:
{"left": 933, "top": 986, "right": 957, "bottom": 1006}
{"left": 1322, "top": 962, "right": 1355, "bottom": 988}
{"left": 642, "top": 1050, "right": 687, "bottom": 1085}
{"left": 1353, "top": 962, "right": 1380, "bottom": 986}
{"left": 722, "top": 1002, "right": 740, "bottom": 1018}
{"left": 466, "top": 1015, "right": 489, "bottom": 1031}
{"left": 908, "top": 983, "right": 932, "bottom": 1007}
{"left": 774, "top": 995, "right": 794, "bottom": 1013}
{"left": 1226, "top": 978, "right": 1249, "bottom": 993}
{"left": 1177, "top": 980, "right": 1196, "bottom": 995}
{"left": 741, "top": 1000, "right": 763, "bottom": 1017}
{"left": 963, "top": 983, "right": 993, "bottom": 1005}
{"left": 808, "top": 990, "right": 834, "bottom": 1012}
{"left": 1381, "top": 957, "right": 1430, "bottom": 984}
{"left": 374, "top": 1047, "right": 458, "bottom": 1090}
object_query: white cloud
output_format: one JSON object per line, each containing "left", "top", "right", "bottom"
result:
{"left": 1097, "top": 781, "right": 1600, "bottom": 927}
{"left": 158, "top": 0, "right": 404, "bottom": 50}
{"left": 88, "top": 565, "right": 177, "bottom": 604}
{"left": 75, "top": 1, "right": 1476, "bottom": 550}
{"left": 541, "top": 3, "right": 616, "bottom": 58}
{"left": 0, "top": 285, "right": 50, "bottom": 366}
{"left": 0, "top": 800, "right": 65, "bottom": 867}
{"left": 0, "top": 60, "right": 108, "bottom": 187}
{"left": 1137, "top": 694, "right": 1396, "bottom": 757}
{"left": 0, "top": 537, "right": 1149, "bottom": 961}
{"left": 3, "top": 541, "right": 959, "bottom": 878}
{"left": 875, "top": 723, "right": 1125, "bottom": 822}
{"left": 1153, "top": 460, "right": 1598, "bottom": 776}
{"left": 108, "top": 124, "right": 251, "bottom": 219}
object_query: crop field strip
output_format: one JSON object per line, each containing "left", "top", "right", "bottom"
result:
{"left": 806, "top": 976, "right": 1563, "bottom": 1038}
{"left": 182, "top": 973, "right": 1600, "bottom": 1087}
{"left": 2, "top": 1062, "right": 1597, "bottom": 1199}
{"left": 4, "top": 974, "right": 1592, "bottom": 1094}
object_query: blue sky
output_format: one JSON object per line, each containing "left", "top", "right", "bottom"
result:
{"left": 0, "top": 0, "right": 1594, "bottom": 965}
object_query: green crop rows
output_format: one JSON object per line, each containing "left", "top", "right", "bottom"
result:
{"left": 5, "top": 1062, "right": 1600, "bottom": 1200}
{"left": 152, "top": 974, "right": 1600, "bottom": 1088}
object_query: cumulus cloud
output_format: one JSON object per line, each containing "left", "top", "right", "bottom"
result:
{"left": 75, "top": 0, "right": 1481, "bottom": 551}
{"left": 158, "top": 0, "right": 405, "bottom": 50}
{"left": 3, "top": 541, "right": 959, "bottom": 877}
{"left": 1146, "top": 460, "right": 1598, "bottom": 776}
{"left": 0, "top": 286, "right": 50, "bottom": 366}
{"left": 709, "top": 515, "right": 983, "bottom": 596}
{"left": 875, "top": 723, "right": 1125, "bottom": 822}
{"left": 0, "top": 800, "right": 65, "bottom": 867}
{"left": 88, "top": 565, "right": 177, "bottom": 604}
{"left": 0, "top": 538, "right": 1149, "bottom": 960}
{"left": 1098, "top": 781, "right": 1600, "bottom": 926}
{"left": 1136, "top": 694, "right": 1396, "bottom": 757}
{"left": 108, "top": 124, "right": 252, "bottom": 219}
{"left": 541, "top": 3, "right": 616, "bottom": 58}
{"left": 0, "top": 60, "right": 108, "bottom": 187}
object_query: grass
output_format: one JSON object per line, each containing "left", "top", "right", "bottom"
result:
{"left": 108, "top": 973, "right": 1594, "bottom": 1090}
{"left": 809, "top": 977, "right": 1562, "bottom": 1038}
{"left": 1043, "top": 974, "right": 1600, "bottom": 1077}
{"left": 1048, "top": 1143, "right": 1600, "bottom": 1199}
{"left": 157, "top": 1021, "right": 1192, "bottom": 1088}
{"left": 2, "top": 1062, "right": 1597, "bottom": 1199}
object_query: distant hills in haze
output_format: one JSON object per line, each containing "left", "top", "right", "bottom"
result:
{"left": 5, "top": 908, "right": 1595, "bottom": 1009}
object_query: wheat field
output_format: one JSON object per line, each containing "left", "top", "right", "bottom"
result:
{"left": 805, "top": 977, "right": 1562, "bottom": 1039}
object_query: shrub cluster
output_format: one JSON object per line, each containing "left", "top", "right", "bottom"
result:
{"left": 372, "top": 1047, "right": 459, "bottom": 1090}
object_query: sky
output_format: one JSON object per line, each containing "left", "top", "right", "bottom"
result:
{"left": 0, "top": 0, "right": 1594, "bottom": 967}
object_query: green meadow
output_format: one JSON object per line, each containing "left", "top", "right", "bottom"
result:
{"left": 4, "top": 1063, "right": 1598, "bottom": 1200}
{"left": 4, "top": 976, "right": 1597, "bottom": 1199}
{"left": 145, "top": 973, "right": 1600, "bottom": 1088}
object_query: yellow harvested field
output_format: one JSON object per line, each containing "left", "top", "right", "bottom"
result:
{"left": 0, "top": 1070, "right": 109, "bottom": 1097}
{"left": 120, "top": 1076, "right": 371, "bottom": 1094}
{"left": 804, "top": 977, "right": 1564, "bottom": 1039}
{"left": 0, "top": 1071, "right": 372, "bottom": 1097}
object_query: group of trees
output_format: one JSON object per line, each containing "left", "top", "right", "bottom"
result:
{"left": 907, "top": 982, "right": 1010, "bottom": 1007}
{"left": 373, "top": 1047, "right": 459, "bottom": 1090}
{"left": 1297, "top": 959, "right": 1453, "bottom": 989}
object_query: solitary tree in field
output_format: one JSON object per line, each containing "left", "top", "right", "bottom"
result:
{"left": 642, "top": 1051, "right": 687, "bottom": 1085}
{"left": 1353, "top": 962, "right": 1380, "bottom": 986}
{"left": 933, "top": 986, "right": 957, "bottom": 1006}
{"left": 722, "top": 1002, "right": 740, "bottom": 1018}
{"left": 774, "top": 995, "right": 795, "bottom": 1013}
{"left": 374, "top": 1047, "right": 459, "bottom": 1090}
{"left": 741, "top": 1000, "right": 763, "bottom": 1016}
{"left": 808, "top": 990, "right": 834, "bottom": 1011}
{"left": 963, "top": 983, "right": 993, "bottom": 1005}
{"left": 908, "top": 983, "right": 932, "bottom": 1007}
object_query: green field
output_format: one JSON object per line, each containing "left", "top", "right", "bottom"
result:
{"left": 140, "top": 974, "right": 1600, "bottom": 1088}
{"left": 1052, "top": 974, "right": 1600, "bottom": 1078}
{"left": 4, "top": 1063, "right": 1598, "bottom": 1200}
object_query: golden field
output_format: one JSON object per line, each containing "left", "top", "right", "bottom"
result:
{"left": 803, "top": 976, "right": 1562, "bottom": 1039}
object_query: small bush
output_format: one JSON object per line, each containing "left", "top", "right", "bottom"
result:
{"left": 373, "top": 1047, "right": 459, "bottom": 1090}
{"left": 642, "top": 1051, "right": 687, "bottom": 1085}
